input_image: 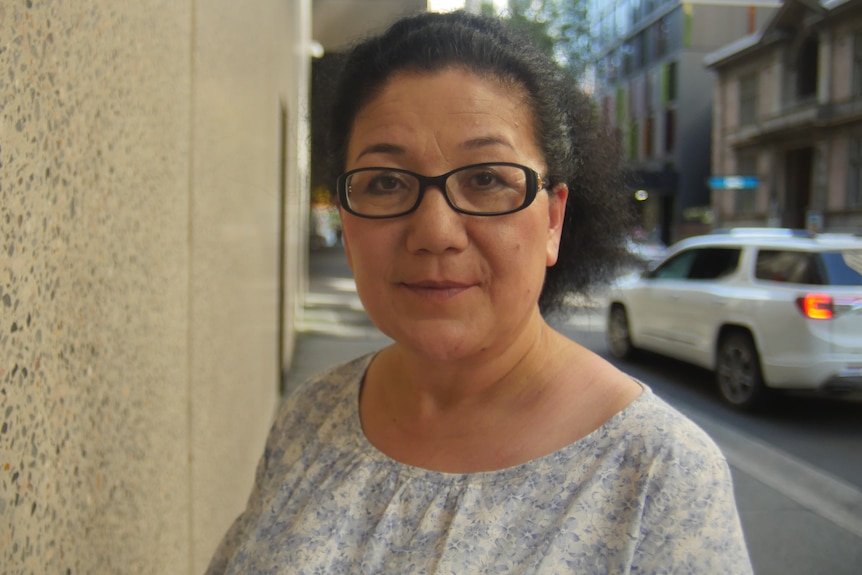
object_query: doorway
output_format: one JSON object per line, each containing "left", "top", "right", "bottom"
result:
{"left": 783, "top": 147, "right": 813, "bottom": 229}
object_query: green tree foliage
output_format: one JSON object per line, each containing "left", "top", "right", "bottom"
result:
{"left": 482, "top": 0, "right": 591, "bottom": 81}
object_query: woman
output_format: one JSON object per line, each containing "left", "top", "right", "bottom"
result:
{"left": 207, "top": 11, "right": 752, "bottom": 574}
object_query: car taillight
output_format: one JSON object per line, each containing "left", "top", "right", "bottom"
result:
{"left": 796, "top": 293, "right": 834, "bottom": 320}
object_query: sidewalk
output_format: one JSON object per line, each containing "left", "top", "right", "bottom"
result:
{"left": 284, "top": 246, "right": 390, "bottom": 393}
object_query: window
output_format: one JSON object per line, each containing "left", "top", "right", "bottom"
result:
{"left": 687, "top": 248, "right": 741, "bottom": 280}
{"left": 644, "top": 115, "right": 654, "bottom": 158}
{"left": 608, "top": 50, "right": 621, "bottom": 83}
{"left": 822, "top": 250, "right": 862, "bottom": 285}
{"left": 630, "top": 79, "right": 640, "bottom": 120}
{"left": 632, "top": 32, "right": 645, "bottom": 73}
{"left": 622, "top": 40, "right": 634, "bottom": 76}
{"left": 645, "top": 68, "right": 653, "bottom": 113}
{"left": 601, "top": 14, "right": 613, "bottom": 45}
{"left": 755, "top": 250, "right": 823, "bottom": 284}
{"left": 853, "top": 32, "right": 862, "bottom": 96}
{"left": 655, "top": 17, "right": 669, "bottom": 59}
{"left": 796, "top": 36, "right": 819, "bottom": 100}
{"left": 848, "top": 138, "right": 862, "bottom": 207}
{"left": 666, "top": 61, "right": 678, "bottom": 102}
{"left": 664, "top": 108, "right": 675, "bottom": 153}
{"left": 592, "top": 20, "right": 604, "bottom": 52}
{"left": 739, "top": 73, "right": 758, "bottom": 125}
{"left": 651, "top": 248, "right": 740, "bottom": 281}
{"left": 754, "top": 249, "right": 862, "bottom": 285}
{"left": 652, "top": 250, "right": 697, "bottom": 279}
{"left": 616, "top": 85, "right": 627, "bottom": 123}
{"left": 631, "top": 0, "right": 643, "bottom": 26}
{"left": 616, "top": 1, "right": 629, "bottom": 36}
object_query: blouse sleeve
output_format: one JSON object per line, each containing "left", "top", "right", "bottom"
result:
{"left": 632, "top": 441, "right": 753, "bottom": 574}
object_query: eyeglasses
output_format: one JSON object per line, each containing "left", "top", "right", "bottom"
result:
{"left": 336, "top": 162, "right": 546, "bottom": 219}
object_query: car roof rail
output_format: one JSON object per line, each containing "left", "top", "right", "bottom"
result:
{"left": 711, "top": 227, "right": 814, "bottom": 238}
{"left": 815, "top": 231, "right": 862, "bottom": 240}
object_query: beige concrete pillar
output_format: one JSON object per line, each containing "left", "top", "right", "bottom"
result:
{"left": 0, "top": 1, "right": 310, "bottom": 572}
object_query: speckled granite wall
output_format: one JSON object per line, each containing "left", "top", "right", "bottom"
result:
{"left": 0, "top": 1, "right": 307, "bottom": 573}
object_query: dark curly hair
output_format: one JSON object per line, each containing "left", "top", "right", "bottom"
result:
{"left": 327, "top": 10, "right": 634, "bottom": 313}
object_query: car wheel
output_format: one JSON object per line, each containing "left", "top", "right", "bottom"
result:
{"left": 607, "top": 305, "right": 636, "bottom": 360}
{"left": 716, "top": 332, "right": 768, "bottom": 409}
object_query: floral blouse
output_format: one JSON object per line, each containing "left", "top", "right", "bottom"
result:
{"left": 206, "top": 354, "right": 752, "bottom": 574}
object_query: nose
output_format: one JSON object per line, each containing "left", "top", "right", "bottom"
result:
{"left": 404, "top": 184, "right": 469, "bottom": 254}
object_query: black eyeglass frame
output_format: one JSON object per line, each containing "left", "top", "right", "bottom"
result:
{"left": 336, "top": 162, "right": 547, "bottom": 219}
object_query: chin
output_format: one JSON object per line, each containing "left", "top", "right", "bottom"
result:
{"left": 384, "top": 321, "right": 491, "bottom": 363}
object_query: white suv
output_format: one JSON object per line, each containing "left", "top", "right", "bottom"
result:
{"left": 606, "top": 228, "right": 862, "bottom": 409}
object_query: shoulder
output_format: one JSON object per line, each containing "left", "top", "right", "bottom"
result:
{"left": 609, "top": 387, "right": 738, "bottom": 518}
{"left": 259, "top": 353, "right": 374, "bottom": 475}
{"left": 617, "top": 386, "right": 726, "bottom": 465}
{"left": 618, "top": 390, "right": 753, "bottom": 572}
{"left": 277, "top": 353, "right": 374, "bottom": 424}
{"left": 590, "top": 386, "right": 733, "bottom": 501}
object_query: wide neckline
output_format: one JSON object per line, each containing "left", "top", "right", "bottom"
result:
{"left": 341, "top": 353, "right": 652, "bottom": 485}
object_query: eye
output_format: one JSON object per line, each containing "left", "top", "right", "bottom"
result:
{"left": 457, "top": 164, "right": 528, "bottom": 196}
{"left": 470, "top": 170, "right": 502, "bottom": 189}
{"left": 457, "top": 167, "right": 511, "bottom": 193}
{"left": 370, "top": 174, "right": 403, "bottom": 192}
{"left": 367, "top": 173, "right": 410, "bottom": 194}
{"left": 353, "top": 171, "right": 413, "bottom": 196}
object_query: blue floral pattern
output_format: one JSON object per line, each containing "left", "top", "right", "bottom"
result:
{"left": 207, "top": 354, "right": 752, "bottom": 574}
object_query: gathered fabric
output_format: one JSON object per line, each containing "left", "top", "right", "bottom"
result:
{"left": 207, "top": 353, "right": 752, "bottom": 575}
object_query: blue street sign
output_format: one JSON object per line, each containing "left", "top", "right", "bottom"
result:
{"left": 708, "top": 175, "right": 759, "bottom": 190}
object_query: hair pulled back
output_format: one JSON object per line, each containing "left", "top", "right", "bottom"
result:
{"left": 328, "top": 10, "right": 634, "bottom": 313}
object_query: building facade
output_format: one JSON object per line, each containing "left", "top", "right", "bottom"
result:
{"left": 706, "top": 0, "right": 862, "bottom": 232}
{"left": 590, "top": 0, "right": 781, "bottom": 243}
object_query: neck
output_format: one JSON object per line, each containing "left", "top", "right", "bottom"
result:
{"left": 367, "top": 315, "right": 566, "bottom": 428}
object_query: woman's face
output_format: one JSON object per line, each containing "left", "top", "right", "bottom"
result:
{"left": 341, "top": 68, "right": 567, "bottom": 363}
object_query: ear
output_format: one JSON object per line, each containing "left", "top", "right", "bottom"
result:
{"left": 546, "top": 183, "right": 568, "bottom": 267}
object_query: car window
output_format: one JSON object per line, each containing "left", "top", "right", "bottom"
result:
{"left": 687, "top": 248, "right": 740, "bottom": 280}
{"left": 651, "top": 250, "right": 696, "bottom": 279}
{"left": 820, "top": 250, "right": 862, "bottom": 285}
{"left": 756, "top": 250, "right": 825, "bottom": 285}
{"left": 649, "top": 247, "right": 739, "bottom": 280}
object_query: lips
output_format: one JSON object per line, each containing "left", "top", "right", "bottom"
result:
{"left": 399, "top": 279, "right": 476, "bottom": 300}
{"left": 404, "top": 280, "right": 472, "bottom": 289}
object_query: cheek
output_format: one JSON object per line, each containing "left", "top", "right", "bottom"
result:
{"left": 485, "top": 229, "right": 546, "bottom": 289}
{"left": 341, "top": 218, "right": 379, "bottom": 252}
{"left": 341, "top": 219, "right": 399, "bottom": 274}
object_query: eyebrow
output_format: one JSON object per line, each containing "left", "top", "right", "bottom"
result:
{"left": 461, "top": 136, "right": 515, "bottom": 151}
{"left": 354, "top": 136, "right": 514, "bottom": 162}
{"left": 354, "top": 143, "right": 406, "bottom": 161}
